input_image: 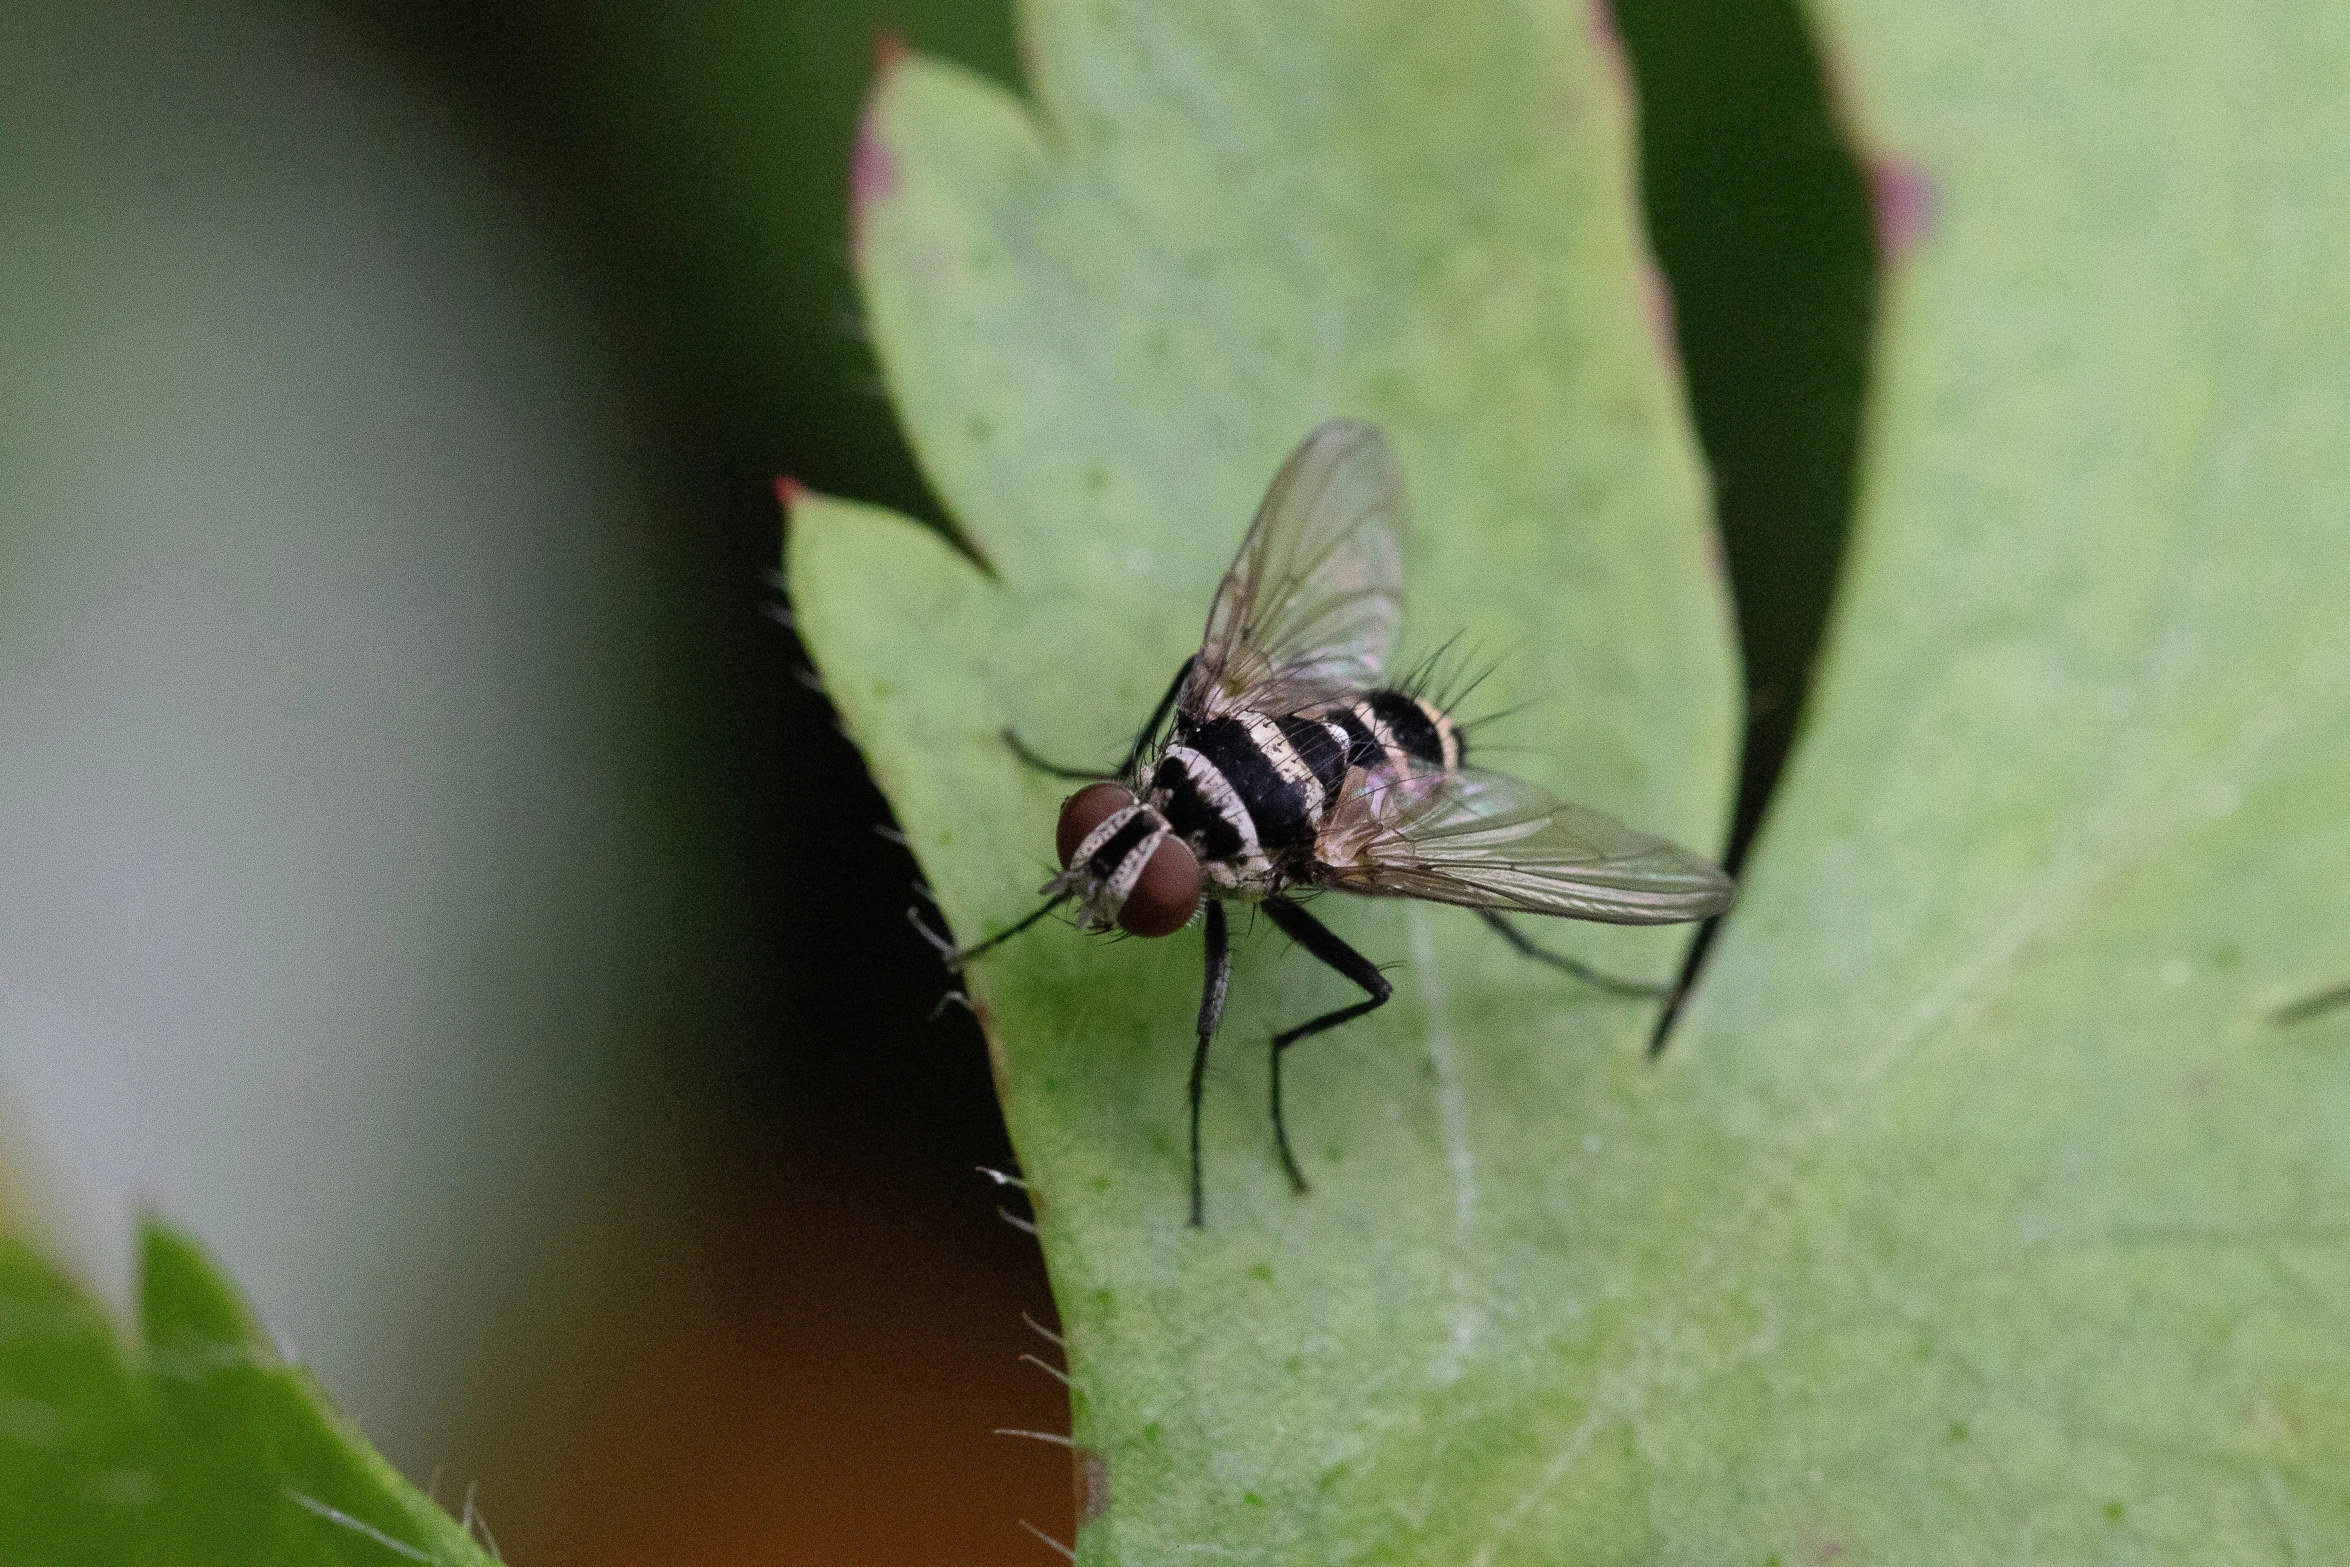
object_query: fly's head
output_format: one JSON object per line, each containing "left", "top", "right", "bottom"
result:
{"left": 1048, "top": 782, "right": 1201, "bottom": 937}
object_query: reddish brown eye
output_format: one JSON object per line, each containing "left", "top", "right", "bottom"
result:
{"left": 1056, "top": 782, "right": 1136, "bottom": 868}
{"left": 1117, "top": 837, "right": 1201, "bottom": 937}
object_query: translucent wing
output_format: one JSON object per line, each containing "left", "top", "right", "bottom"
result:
{"left": 1318, "top": 766, "right": 1734, "bottom": 925}
{"left": 1179, "top": 419, "right": 1406, "bottom": 720}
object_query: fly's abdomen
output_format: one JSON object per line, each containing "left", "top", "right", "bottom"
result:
{"left": 1328, "top": 690, "right": 1463, "bottom": 776}
{"left": 1274, "top": 713, "right": 1351, "bottom": 799}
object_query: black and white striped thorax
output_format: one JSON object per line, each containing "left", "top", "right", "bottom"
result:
{"left": 1133, "top": 689, "right": 1466, "bottom": 901}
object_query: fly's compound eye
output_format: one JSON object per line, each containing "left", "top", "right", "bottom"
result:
{"left": 1056, "top": 782, "right": 1136, "bottom": 869}
{"left": 1117, "top": 836, "right": 1200, "bottom": 938}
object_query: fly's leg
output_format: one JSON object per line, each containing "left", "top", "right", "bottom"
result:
{"left": 1261, "top": 898, "right": 1392, "bottom": 1196}
{"left": 2273, "top": 982, "right": 2350, "bottom": 1027}
{"left": 1477, "top": 909, "right": 1672, "bottom": 999}
{"left": 1188, "top": 900, "right": 1231, "bottom": 1227}
{"left": 910, "top": 892, "right": 1070, "bottom": 971}
{"left": 1119, "top": 654, "right": 1195, "bottom": 777}
{"left": 1002, "top": 653, "right": 1195, "bottom": 783}
{"left": 1001, "top": 728, "right": 1117, "bottom": 781}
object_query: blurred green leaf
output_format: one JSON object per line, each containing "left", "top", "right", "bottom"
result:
{"left": 791, "top": 0, "right": 2350, "bottom": 1559}
{"left": 0, "top": 1222, "right": 494, "bottom": 1566}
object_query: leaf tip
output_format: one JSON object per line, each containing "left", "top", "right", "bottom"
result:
{"left": 774, "top": 473, "right": 808, "bottom": 513}
{"left": 136, "top": 1212, "right": 261, "bottom": 1358}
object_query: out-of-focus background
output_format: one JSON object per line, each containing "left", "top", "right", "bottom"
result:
{"left": 0, "top": 1, "right": 1868, "bottom": 1560}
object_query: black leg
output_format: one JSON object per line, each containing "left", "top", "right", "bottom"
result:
{"left": 1001, "top": 727, "right": 1118, "bottom": 781}
{"left": 1478, "top": 909, "right": 1672, "bottom": 999}
{"left": 1189, "top": 901, "right": 1231, "bottom": 1227}
{"left": 1260, "top": 898, "right": 1393, "bottom": 1196}
{"left": 910, "top": 892, "right": 1070, "bottom": 971}
{"left": 1119, "top": 655, "right": 1194, "bottom": 778}
{"left": 1002, "top": 653, "right": 1194, "bottom": 783}
{"left": 2273, "top": 982, "right": 2350, "bottom": 1028}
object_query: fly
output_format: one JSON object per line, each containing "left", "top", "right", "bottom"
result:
{"left": 926, "top": 419, "right": 1735, "bottom": 1225}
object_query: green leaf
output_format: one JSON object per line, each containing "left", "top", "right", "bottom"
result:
{"left": 791, "top": 0, "right": 2350, "bottom": 1561}
{"left": 790, "top": 1, "right": 1732, "bottom": 1559}
{"left": 0, "top": 1221, "right": 495, "bottom": 1566}
{"left": 1639, "top": 0, "right": 2350, "bottom": 1554}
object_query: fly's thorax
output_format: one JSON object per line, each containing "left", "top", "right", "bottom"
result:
{"left": 1146, "top": 726, "right": 1325, "bottom": 902}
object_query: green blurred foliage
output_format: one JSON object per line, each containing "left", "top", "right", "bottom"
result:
{"left": 0, "top": 1223, "right": 496, "bottom": 1566}
{"left": 337, "top": 0, "right": 1025, "bottom": 516}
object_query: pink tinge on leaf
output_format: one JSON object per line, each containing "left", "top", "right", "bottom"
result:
{"left": 1700, "top": 512, "right": 1729, "bottom": 589}
{"left": 1868, "top": 157, "right": 1937, "bottom": 264}
{"left": 849, "top": 119, "right": 900, "bottom": 259}
{"left": 848, "top": 39, "right": 907, "bottom": 261}
{"left": 1585, "top": 0, "right": 1633, "bottom": 105}
{"left": 1642, "top": 257, "right": 1683, "bottom": 376}
{"left": 774, "top": 474, "right": 808, "bottom": 512}
{"left": 1077, "top": 1447, "right": 1111, "bottom": 1525}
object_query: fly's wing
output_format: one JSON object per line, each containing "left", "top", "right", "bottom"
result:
{"left": 1179, "top": 419, "right": 1406, "bottom": 720}
{"left": 1321, "top": 766, "right": 1735, "bottom": 925}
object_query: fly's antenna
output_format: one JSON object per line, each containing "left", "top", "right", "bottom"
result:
{"left": 909, "top": 893, "right": 1073, "bottom": 972}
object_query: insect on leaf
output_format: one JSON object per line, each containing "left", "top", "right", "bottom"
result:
{"left": 787, "top": 1, "right": 1736, "bottom": 1559}
{"left": 794, "top": 0, "right": 2350, "bottom": 1550}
